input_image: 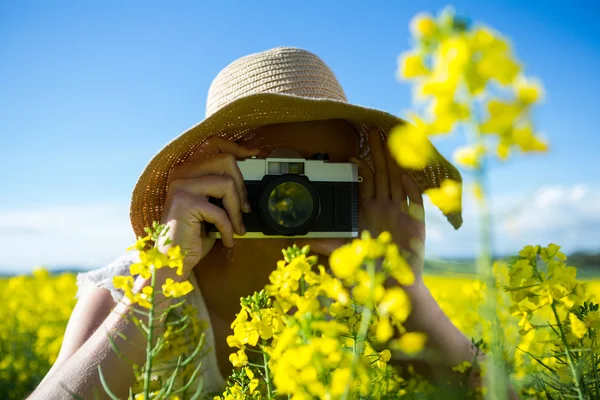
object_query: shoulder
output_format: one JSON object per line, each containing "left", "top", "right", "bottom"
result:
{"left": 76, "top": 250, "right": 141, "bottom": 303}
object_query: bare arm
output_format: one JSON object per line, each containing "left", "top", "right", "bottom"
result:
{"left": 38, "top": 287, "right": 115, "bottom": 388}
{"left": 28, "top": 268, "right": 181, "bottom": 400}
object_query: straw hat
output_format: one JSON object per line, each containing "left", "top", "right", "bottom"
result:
{"left": 130, "top": 46, "right": 463, "bottom": 240}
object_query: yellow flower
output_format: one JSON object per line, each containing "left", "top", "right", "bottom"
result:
{"left": 126, "top": 235, "right": 151, "bottom": 252}
{"left": 380, "top": 349, "right": 391, "bottom": 363}
{"left": 329, "top": 242, "right": 366, "bottom": 281}
{"left": 470, "top": 27, "right": 509, "bottom": 54}
{"left": 479, "top": 100, "right": 523, "bottom": 134}
{"left": 425, "top": 179, "right": 462, "bottom": 214}
{"left": 141, "top": 247, "right": 169, "bottom": 270}
{"left": 428, "top": 98, "right": 469, "bottom": 134}
{"left": 453, "top": 144, "right": 485, "bottom": 169}
{"left": 133, "top": 286, "right": 153, "bottom": 309}
{"left": 232, "top": 321, "right": 259, "bottom": 346}
{"left": 388, "top": 117, "right": 433, "bottom": 170}
{"left": 392, "top": 332, "right": 427, "bottom": 355}
{"left": 437, "top": 36, "right": 471, "bottom": 74}
{"left": 113, "top": 275, "right": 134, "bottom": 299}
{"left": 330, "top": 367, "right": 352, "bottom": 396}
{"left": 515, "top": 76, "right": 544, "bottom": 104}
{"left": 167, "top": 246, "right": 186, "bottom": 275}
{"left": 375, "top": 317, "right": 394, "bottom": 343}
{"left": 229, "top": 349, "right": 248, "bottom": 367}
{"left": 410, "top": 13, "right": 437, "bottom": 39}
{"left": 512, "top": 124, "right": 548, "bottom": 153}
{"left": 383, "top": 245, "right": 415, "bottom": 286}
{"left": 452, "top": 360, "right": 473, "bottom": 373}
{"left": 161, "top": 278, "right": 193, "bottom": 298}
{"left": 569, "top": 313, "right": 587, "bottom": 339}
{"left": 398, "top": 51, "right": 429, "bottom": 79}
{"left": 130, "top": 261, "right": 152, "bottom": 279}
{"left": 378, "top": 287, "right": 411, "bottom": 322}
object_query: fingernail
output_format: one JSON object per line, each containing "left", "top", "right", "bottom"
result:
{"left": 240, "top": 223, "right": 246, "bottom": 235}
{"left": 243, "top": 200, "right": 252, "bottom": 213}
{"left": 349, "top": 157, "right": 359, "bottom": 164}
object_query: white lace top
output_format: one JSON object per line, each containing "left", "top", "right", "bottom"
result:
{"left": 76, "top": 250, "right": 227, "bottom": 396}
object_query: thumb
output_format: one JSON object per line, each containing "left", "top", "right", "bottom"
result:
{"left": 294, "top": 239, "right": 351, "bottom": 256}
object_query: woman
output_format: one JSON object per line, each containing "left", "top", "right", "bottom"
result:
{"left": 31, "top": 46, "right": 483, "bottom": 399}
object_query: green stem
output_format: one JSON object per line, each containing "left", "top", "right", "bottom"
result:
{"left": 143, "top": 265, "right": 156, "bottom": 399}
{"left": 342, "top": 260, "right": 376, "bottom": 400}
{"left": 550, "top": 303, "right": 584, "bottom": 400}
{"left": 471, "top": 120, "right": 508, "bottom": 400}
{"left": 262, "top": 339, "right": 273, "bottom": 398}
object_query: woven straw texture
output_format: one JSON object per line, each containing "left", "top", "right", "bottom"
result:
{"left": 130, "top": 46, "right": 463, "bottom": 240}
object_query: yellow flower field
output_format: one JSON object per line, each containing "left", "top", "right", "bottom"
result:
{"left": 1, "top": 268, "right": 598, "bottom": 399}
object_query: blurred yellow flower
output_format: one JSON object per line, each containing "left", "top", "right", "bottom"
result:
{"left": 425, "top": 179, "right": 462, "bottom": 214}
{"left": 388, "top": 118, "right": 433, "bottom": 169}
{"left": 515, "top": 76, "right": 544, "bottom": 104}
{"left": 392, "top": 332, "right": 427, "bottom": 355}
{"left": 410, "top": 13, "right": 437, "bottom": 39}
{"left": 453, "top": 144, "right": 485, "bottom": 169}
{"left": 377, "top": 287, "right": 411, "bottom": 322}
{"left": 512, "top": 124, "right": 548, "bottom": 153}
{"left": 399, "top": 51, "right": 429, "bottom": 79}
{"left": 569, "top": 313, "right": 587, "bottom": 339}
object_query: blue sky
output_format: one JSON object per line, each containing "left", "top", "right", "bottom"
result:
{"left": 1, "top": 0, "right": 599, "bottom": 273}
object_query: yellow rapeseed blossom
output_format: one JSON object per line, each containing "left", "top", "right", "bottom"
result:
{"left": 392, "top": 332, "right": 428, "bottom": 355}
{"left": 161, "top": 278, "right": 193, "bottom": 298}
{"left": 410, "top": 13, "right": 438, "bottom": 39}
{"left": 424, "top": 179, "right": 462, "bottom": 214}
{"left": 515, "top": 76, "right": 544, "bottom": 104}
{"left": 388, "top": 117, "right": 433, "bottom": 169}
{"left": 399, "top": 51, "right": 430, "bottom": 79}
{"left": 569, "top": 313, "right": 587, "bottom": 339}
{"left": 453, "top": 144, "right": 485, "bottom": 169}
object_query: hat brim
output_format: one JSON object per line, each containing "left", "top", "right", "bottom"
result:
{"left": 130, "top": 92, "right": 463, "bottom": 240}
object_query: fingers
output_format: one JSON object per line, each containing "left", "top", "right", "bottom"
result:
{"left": 165, "top": 191, "right": 235, "bottom": 248}
{"left": 169, "top": 152, "right": 253, "bottom": 213}
{"left": 168, "top": 175, "right": 245, "bottom": 237}
{"left": 402, "top": 173, "right": 422, "bottom": 205}
{"left": 351, "top": 157, "right": 374, "bottom": 204}
{"left": 384, "top": 136, "right": 407, "bottom": 206}
{"left": 212, "top": 137, "right": 262, "bottom": 158}
{"left": 192, "top": 199, "right": 235, "bottom": 248}
{"left": 367, "top": 128, "right": 390, "bottom": 199}
{"left": 402, "top": 173, "right": 425, "bottom": 223}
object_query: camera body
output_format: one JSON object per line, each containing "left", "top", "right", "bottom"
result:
{"left": 207, "top": 148, "right": 359, "bottom": 238}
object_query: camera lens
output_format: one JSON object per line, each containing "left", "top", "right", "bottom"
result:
{"left": 267, "top": 181, "right": 314, "bottom": 228}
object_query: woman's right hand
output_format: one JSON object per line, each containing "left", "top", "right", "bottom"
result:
{"left": 157, "top": 136, "right": 261, "bottom": 278}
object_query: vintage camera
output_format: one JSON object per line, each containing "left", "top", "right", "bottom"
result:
{"left": 207, "top": 148, "right": 359, "bottom": 238}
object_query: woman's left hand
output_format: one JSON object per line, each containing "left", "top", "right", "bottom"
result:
{"left": 297, "top": 127, "right": 426, "bottom": 285}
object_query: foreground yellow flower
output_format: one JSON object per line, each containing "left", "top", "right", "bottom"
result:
{"left": 569, "top": 313, "right": 587, "bottom": 339}
{"left": 453, "top": 144, "right": 485, "bottom": 169}
{"left": 410, "top": 12, "right": 437, "bottom": 39}
{"left": 388, "top": 118, "right": 433, "bottom": 169}
{"left": 392, "top": 332, "right": 428, "bottom": 355}
{"left": 399, "top": 51, "right": 429, "bottom": 79}
{"left": 515, "top": 76, "right": 544, "bottom": 104}
{"left": 425, "top": 179, "right": 462, "bottom": 214}
{"left": 161, "top": 278, "right": 193, "bottom": 298}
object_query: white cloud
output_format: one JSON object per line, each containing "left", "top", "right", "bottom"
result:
{"left": 425, "top": 184, "right": 600, "bottom": 258}
{"left": 0, "top": 202, "right": 136, "bottom": 274}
